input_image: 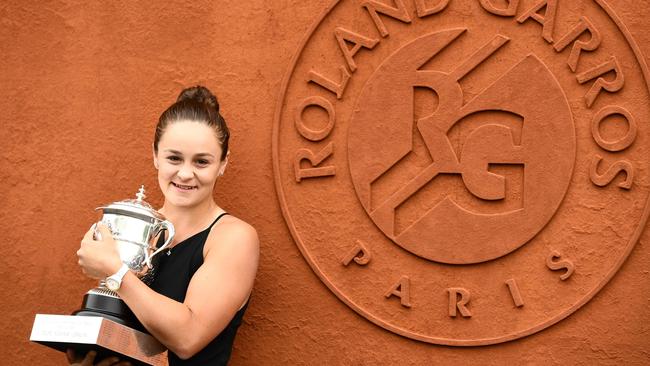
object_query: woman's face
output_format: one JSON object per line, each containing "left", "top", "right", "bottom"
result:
{"left": 153, "top": 120, "right": 226, "bottom": 208}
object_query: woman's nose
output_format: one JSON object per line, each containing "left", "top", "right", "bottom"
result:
{"left": 177, "top": 164, "right": 194, "bottom": 179}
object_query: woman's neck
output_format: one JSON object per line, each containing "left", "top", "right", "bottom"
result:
{"left": 159, "top": 199, "right": 222, "bottom": 243}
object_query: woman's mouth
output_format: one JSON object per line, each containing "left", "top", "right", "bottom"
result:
{"left": 172, "top": 182, "right": 197, "bottom": 190}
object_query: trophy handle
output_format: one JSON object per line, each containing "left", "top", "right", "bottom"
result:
{"left": 147, "top": 220, "right": 175, "bottom": 269}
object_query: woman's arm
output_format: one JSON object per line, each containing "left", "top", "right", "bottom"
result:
{"left": 77, "top": 219, "right": 259, "bottom": 359}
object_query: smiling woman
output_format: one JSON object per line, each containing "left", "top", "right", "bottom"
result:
{"left": 74, "top": 86, "right": 259, "bottom": 366}
{"left": 155, "top": 121, "right": 227, "bottom": 209}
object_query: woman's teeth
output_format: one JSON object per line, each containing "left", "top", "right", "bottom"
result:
{"left": 172, "top": 182, "right": 196, "bottom": 190}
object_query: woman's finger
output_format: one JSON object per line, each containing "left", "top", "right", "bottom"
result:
{"left": 95, "top": 223, "right": 113, "bottom": 241}
{"left": 95, "top": 355, "right": 121, "bottom": 366}
{"left": 82, "top": 227, "right": 95, "bottom": 242}
{"left": 65, "top": 348, "right": 81, "bottom": 363}
{"left": 80, "top": 351, "right": 97, "bottom": 366}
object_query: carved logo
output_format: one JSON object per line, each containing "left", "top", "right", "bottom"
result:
{"left": 349, "top": 30, "right": 575, "bottom": 264}
{"left": 273, "top": 0, "right": 650, "bottom": 345}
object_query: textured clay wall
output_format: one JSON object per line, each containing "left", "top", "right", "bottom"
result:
{"left": 2, "top": 0, "right": 650, "bottom": 365}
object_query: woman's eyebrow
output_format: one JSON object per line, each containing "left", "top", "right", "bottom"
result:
{"left": 163, "top": 149, "right": 215, "bottom": 158}
{"left": 194, "top": 153, "right": 215, "bottom": 158}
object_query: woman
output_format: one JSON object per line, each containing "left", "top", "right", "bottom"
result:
{"left": 72, "top": 86, "right": 259, "bottom": 365}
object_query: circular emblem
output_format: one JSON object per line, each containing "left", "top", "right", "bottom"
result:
{"left": 273, "top": 0, "right": 650, "bottom": 345}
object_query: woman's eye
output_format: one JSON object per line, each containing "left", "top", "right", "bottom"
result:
{"left": 167, "top": 156, "right": 181, "bottom": 162}
{"left": 196, "top": 159, "right": 210, "bottom": 166}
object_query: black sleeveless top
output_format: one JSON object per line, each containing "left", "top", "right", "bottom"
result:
{"left": 150, "top": 213, "right": 248, "bottom": 366}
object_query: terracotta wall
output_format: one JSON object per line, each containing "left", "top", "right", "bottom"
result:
{"left": 2, "top": 0, "right": 649, "bottom": 364}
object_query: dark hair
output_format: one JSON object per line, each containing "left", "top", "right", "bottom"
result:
{"left": 154, "top": 85, "right": 230, "bottom": 161}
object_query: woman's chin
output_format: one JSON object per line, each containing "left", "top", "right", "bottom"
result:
{"left": 167, "top": 191, "right": 212, "bottom": 209}
{"left": 166, "top": 192, "right": 196, "bottom": 207}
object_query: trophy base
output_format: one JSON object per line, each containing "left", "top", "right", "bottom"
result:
{"left": 30, "top": 314, "right": 167, "bottom": 366}
{"left": 73, "top": 289, "right": 145, "bottom": 332}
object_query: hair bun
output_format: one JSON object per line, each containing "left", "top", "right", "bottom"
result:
{"left": 177, "top": 85, "right": 220, "bottom": 113}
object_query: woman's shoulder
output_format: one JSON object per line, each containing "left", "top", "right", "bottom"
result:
{"left": 205, "top": 214, "right": 259, "bottom": 254}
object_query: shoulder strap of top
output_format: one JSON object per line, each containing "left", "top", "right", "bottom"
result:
{"left": 207, "top": 212, "right": 229, "bottom": 231}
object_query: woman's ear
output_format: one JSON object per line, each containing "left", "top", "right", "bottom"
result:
{"left": 219, "top": 152, "right": 229, "bottom": 176}
{"left": 152, "top": 145, "right": 159, "bottom": 170}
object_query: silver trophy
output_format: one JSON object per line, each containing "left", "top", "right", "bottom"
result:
{"left": 30, "top": 185, "right": 174, "bottom": 365}
{"left": 74, "top": 185, "right": 175, "bottom": 327}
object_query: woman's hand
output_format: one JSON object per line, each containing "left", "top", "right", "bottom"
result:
{"left": 77, "top": 223, "right": 122, "bottom": 279}
{"left": 66, "top": 349, "right": 132, "bottom": 366}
